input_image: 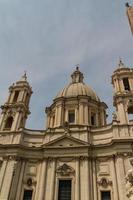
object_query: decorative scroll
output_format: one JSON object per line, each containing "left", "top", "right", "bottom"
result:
{"left": 125, "top": 159, "right": 133, "bottom": 199}
{"left": 97, "top": 177, "right": 112, "bottom": 188}
{"left": 56, "top": 163, "right": 75, "bottom": 176}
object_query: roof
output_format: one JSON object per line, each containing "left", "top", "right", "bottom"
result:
{"left": 55, "top": 67, "right": 100, "bottom": 102}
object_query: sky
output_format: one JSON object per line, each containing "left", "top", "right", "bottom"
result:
{"left": 0, "top": 0, "right": 133, "bottom": 129}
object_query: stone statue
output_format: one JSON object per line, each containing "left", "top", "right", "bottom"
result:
{"left": 126, "top": 159, "right": 133, "bottom": 199}
{"left": 112, "top": 111, "right": 117, "bottom": 121}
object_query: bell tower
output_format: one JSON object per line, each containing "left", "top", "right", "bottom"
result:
{"left": 0, "top": 73, "right": 32, "bottom": 131}
{"left": 112, "top": 60, "right": 133, "bottom": 124}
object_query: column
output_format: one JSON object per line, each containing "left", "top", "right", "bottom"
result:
{"left": 129, "top": 78, "right": 133, "bottom": 91}
{"left": 15, "top": 113, "right": 23, "bottom": 130}
{"left": 65, "top": 109, "right": 68, "bottom": 122}
{"left": 116, "top": 79, "right": 120, "bottom": 92}
{"left": 84, "top": 105, "right": 88, "bottom": 125}
{"left": 34, "top": 162, "right": 42, "bottom": 200}
{"left": 81, "top": 157, "right": 90, "bottom": 200}
{"left": 9, "top": 91, "right": 15, "bottom": 103}
{"left": 92, "top": 159, "right": 98, "bottom": 200}
{"left": 50, "top": 117, "right": 53, "bottom": 128}
{"left": 12, "top": 112, "right": 20, "bottom": 131}
{"left": 117, "top": 103, "right": 127, "bottom": 124}
{"left": 0, "top": 158, "right": 16, "bottom": 200}
{"left": 84, "top": 157, "right": 90, "bottom": 200}
{"left": 79, "top": 104, "right": 84, "bottom": 124}
{"left": 15, "top": 160, "right": 26, "bottom": 200}
{"left": 57, "top": 106, "right": 62, "bottom": 127}
{"left": 49, "top": 159, "right": 56, "bottom": 200}
{"left": 110, "top": 158, "right": 119, "bottom": 200}
{"left": 46, "top": 115, "right": 50, "bottom": 128}
{"left": 0, "top": 112, "right": 5, "bottom": 130}
{"left": 96, "top": 113, "right": 98, "bottom": 126}
{"left": 75, "top": 108, "right": 78, "bottom": 124}
{"left": 113, "top": 80, "right": 117, "bottom": 93}
{"left": 0, "top": 159, "right": 7, "bottom": 191}
{"left": 75, "top": 158, "right": 80, "bottom": 200}
{"left": 37, "top": 159, "right": 47, "bottom": 200}
{"left": 55, "top": 107, "right": 58, "bottom": 127}
{"left": 120, "top": 78, "right": 125, "bottom": 92}
{"left": 115, "top": 155, "right": 126, "bottom": 200}
{"left": 89, "top": 159, "right": 93, "bottom": 200}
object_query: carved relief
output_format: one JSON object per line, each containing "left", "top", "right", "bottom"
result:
{"left": 56, "top": 163, "right": 75, "bottom": 176}
{"left": 23, "top": 177, "right": 36, "bottom": 187}
{"left": 97, "top": 177, "right": 112, "bottom": 188}
{"left": 63, "top": 121, "right": 70, "bottom": 135}
{"left": 125, "top": 159, "right": 133, "bottom": 199}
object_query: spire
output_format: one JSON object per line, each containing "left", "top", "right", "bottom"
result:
{"left": 19, "top": 71, "right": 27, "bottom": 82}
{"left": 71, "top": 65, "right": 84, "bottom": 83}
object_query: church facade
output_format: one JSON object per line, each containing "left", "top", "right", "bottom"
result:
{"left": 0, "top": 62, "right": 133, "bottom": 200}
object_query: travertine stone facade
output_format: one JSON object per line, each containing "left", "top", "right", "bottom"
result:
{"left": 0, "top": 63, "right": 133, "bottom": 200}
{"left": 126, "top": 3, "right": 133, "bottom": 34}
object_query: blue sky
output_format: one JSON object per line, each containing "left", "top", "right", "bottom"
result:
{"left": 0, "top": 0, "right": 133, "bottom": 129}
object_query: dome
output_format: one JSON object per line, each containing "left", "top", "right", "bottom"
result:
{"left": 55, "top": 67, "right": 100, "bottom": 102}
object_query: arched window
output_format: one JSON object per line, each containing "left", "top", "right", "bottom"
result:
{"left": 123, "top": 78, "right": 130, "bottom": 91}
{"left": 91, "top": 112, "right": 96, "bottom": 126}
{"left": 4, "top": 116, "right": 13, "bottom": 130}
{"left": 13, "top": 91, "right": 19, "bottom": 102}
{"left": 68, "top": 110, "right": 75, "bottom": 123}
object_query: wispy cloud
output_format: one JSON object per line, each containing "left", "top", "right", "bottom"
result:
{"left": 0, "top": 0, "right": 132, "bottom": 128}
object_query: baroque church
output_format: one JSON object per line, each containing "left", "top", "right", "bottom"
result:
{"left": 0, "top": 5, "right": 133, "bottom": 200}
{"left": 0, "top": 62, "right": 133, "bottom": 200}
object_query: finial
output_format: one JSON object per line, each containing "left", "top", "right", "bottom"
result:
{"left": 118, "top": 58, "right": 125, "bottom": 68}
{"left": 75, "top": 64, "right": 80, "bottom": 71}
{"left": 23, "top": 71, "right": 27, "bottom": 81}
{"left": 71, "top": 65, "right": 84, "bottom": 83}
{"left": 19, "top": 71, "right": 27, "bottom": 82}
{"left": 125, "top": 2, "right": 130, "bottom": 7}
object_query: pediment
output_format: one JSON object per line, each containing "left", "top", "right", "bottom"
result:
{"left": 44, "top": 135, "right": 88, "bottom": 148}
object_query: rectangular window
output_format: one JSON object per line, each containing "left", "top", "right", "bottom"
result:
{"left": 101, "top": 191, "right": 111, "bottom": 200}
{"left": 91, "top": 113, "right": 96, "bottom": 126}
{"left": 68, "top": 110, "right": 75, "bottom": 123}
{"left": 58, "top": 180, "right": 71, "bottom": 200}
{"left": 23, "top": 190, "right": 33, "bottom": 200}
{"left": 123, "top": 78, "right": 130, "bottom": 91}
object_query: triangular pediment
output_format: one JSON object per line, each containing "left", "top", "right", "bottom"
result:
{"left": 44, "top": 135, "right": 88, "bottom": 148}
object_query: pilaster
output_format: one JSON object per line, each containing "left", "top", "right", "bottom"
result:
{"left": 37, "top": 159, "right": 47, "bottom": 200}
{"left": 79, "top": 104, "right": 84, "bottom": 124}
{"left": 75, "top": 157, "right": 80, "bottom": 200}
{"left": 0, "top": 157, "right": 16, "bottom": 200}
{"left": 49, "top": 158, "right": 56, "bottom": 200}
{"left": 15, "top": 159, "right": 26, "bottom": 200}
{"left": 80, "top": 157, "right": 90, "bottom": 200}
{"left": 115, "top": 154, "right": 126, "bottom": 200}
{"left": 92, "top": 158, "right": 98, "bottom": 200}
{"left": 110, "top": 157, "right": 119, "bottom": 200}
{"left": 0, "top": 159, "right": 7, "bottom": 192}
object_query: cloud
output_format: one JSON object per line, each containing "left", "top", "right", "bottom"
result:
{"left": 0, "top": 0, "right": 132, "bottom": 128}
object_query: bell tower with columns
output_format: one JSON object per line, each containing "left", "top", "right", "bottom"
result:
{"left": 0, "top": 73, "right": 33, "bottom": 131}
{"left": 112, "top": 59, "right": 133, "bottom": 124}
